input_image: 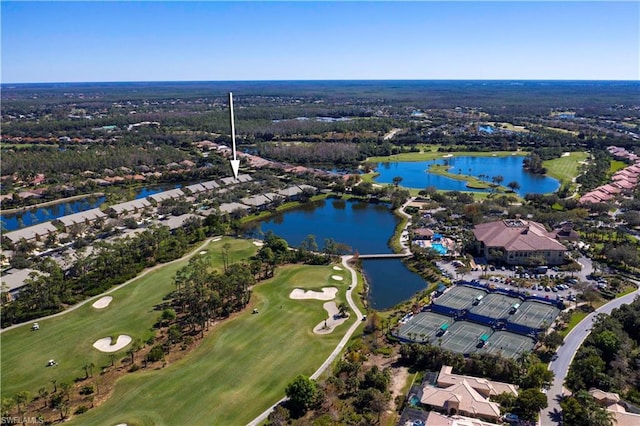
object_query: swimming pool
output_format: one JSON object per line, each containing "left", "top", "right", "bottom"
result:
{"left": 431, "top": 243, "right": 448, "bottom": 255}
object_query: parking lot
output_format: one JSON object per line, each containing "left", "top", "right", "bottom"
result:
{"left": 436, "top": 260, "right": 583, "bottom": 304}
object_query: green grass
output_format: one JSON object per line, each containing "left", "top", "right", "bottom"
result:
{"left": 68, "top": 263, "right": 352, "bottom": 425}
{"left": 0, "top": 238, "right": 257, "bottom": 398}
{"left": 609, "top": 160, "right": 627, "bottom": 175}
{"left": 543, "top": 151, "right": 589, "bottom": 183}
{"left": 559, "top": 310, "right": 588, "bottom": 337}
{"left": 2, "top": 237, "right": 356, "bottom": 425}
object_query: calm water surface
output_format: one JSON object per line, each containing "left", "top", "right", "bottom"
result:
{"left": 362, "top": 259, "right": 429, "bottom": 310}
{"left": 251, "top": 198, "right": 429, "bottom": 309}
{"left": 250, "top": 198, "right": 398, "bottom": 255}
{"left": 374, "top": 155, "right": 560, "bottom": 196}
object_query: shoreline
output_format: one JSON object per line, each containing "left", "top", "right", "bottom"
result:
{"left": 0, "top": 192, "right": 105, "bottom": 215}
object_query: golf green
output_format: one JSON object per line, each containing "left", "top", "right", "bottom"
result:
{"left": 1, "top": 237, "right": 355, "bottom": 425}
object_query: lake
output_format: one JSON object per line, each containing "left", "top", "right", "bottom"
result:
{"left": 249, "top": 198, "right": 431, "bottom": 310}
{"left": 374, "top": 155, "right": 560, "bottom": 196}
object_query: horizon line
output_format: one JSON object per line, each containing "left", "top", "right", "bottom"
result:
{"left": 3, "top": 78, "right": 640, "bottom": 86}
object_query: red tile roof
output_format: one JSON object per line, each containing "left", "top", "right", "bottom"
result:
{"left": 473, "top": 219, "right": 566, "bottom": 251}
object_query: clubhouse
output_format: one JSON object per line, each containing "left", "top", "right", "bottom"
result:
{"left": 473, "top": 219, "right": 567, "bottom": 266}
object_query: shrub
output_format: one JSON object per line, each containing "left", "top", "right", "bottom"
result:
{"left": 146, "top": 345, "right": 165, "bottom": 363}
{"left": 79, "top": 385, "right": 94, "bottom": 395}
{"left": 74, "top": 405, "right": 88, "bottom": 415}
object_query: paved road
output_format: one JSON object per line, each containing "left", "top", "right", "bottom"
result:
{"left": 540, "top": 283, "right": 640, "bottom": 426}
{"left": 247, "top": 255, "right": 364, "bottom": 426}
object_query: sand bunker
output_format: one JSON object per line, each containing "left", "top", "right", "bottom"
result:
{"left": 313, "top": 302, "right": 349, "bottom": 334}
{"left": 92, "top": 296, "right": 113, "bottom": 309}
{"left": 332, "top": 266, "right": 343, "bottom": 271}
{"left": 290, "top": 287, "right": 338, "bottom": 301}
{"left": 93, "top": 335, "right": 132, "bottom": 353}
{"left": 562, "top": 152, "right": 571, "bottom": 157}
{"left": 212, "top": 237, "right": 222, "bottom": 242}
{"left": 199, "top": 250, "right": 207, "bottom": 255}
{"left": 331, "top": 275, "right": 344, "bottom": 281}
{"left": 253, "top": 241, "right": 264, "bottom": 247}
{"left": 443, "top": 154, "right": 454, "bottom": 158}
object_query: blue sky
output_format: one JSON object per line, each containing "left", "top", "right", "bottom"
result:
{"left": 2, "top": 1, "right": 638, "bottom": 83}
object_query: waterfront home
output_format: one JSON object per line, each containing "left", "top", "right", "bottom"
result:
{"left": 56, "top": 208, "right": 107, "bottom": 231}
{"left": 3, "top": 222, "right": 59, "bottom": 245}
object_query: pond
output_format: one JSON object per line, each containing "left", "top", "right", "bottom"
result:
{"left": 248, "top": 198, "right": 430, "bottom": 310}
{"left": 374, "top": 155, "right": 560, "bottom": 196}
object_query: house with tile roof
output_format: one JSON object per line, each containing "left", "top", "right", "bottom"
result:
{"left": 589, "top": 388, "right": 640, "bottom": 426}
{"left": 419, "top": 365, "right": 518, "bottom": 422}
{"left": 473, "top": 219, "right": 567, "bottom": 265}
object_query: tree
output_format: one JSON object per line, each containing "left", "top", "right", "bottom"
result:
{"left": 267, "top": 404, "right": 291, "bottom": 425}
{"left": 514, "top": 388, "right": 547, "bottom": 420}
{"left": 14, "top": 391, "right": 31, "bottom": 419}
{"left": 1, "top": 396, "right": 16, "bottom": 417}
{"left": 285, "top": 375, "right": 319, "bottom": 417}
{"left": 507, "top": 180, "right": 521, "bottom": 192}
{"left": 492, "top": 175, "right": 504, "bottom": 187}
{"left": 561, "top": 390, "right": 614, "bottom": 426}
{"left": 392, "top": 176, "right": 403, "bottom": 187}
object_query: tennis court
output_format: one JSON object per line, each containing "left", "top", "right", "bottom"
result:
{"left": 397, "top": 312, "right": 452, "bottom": 343}
{"left": 510, "top": 301, "right": 560, "bottom": 329}
{"left": 470, "top": 293, "right": 521, "bottom": 319}
{"left": 440, "top": 321, "right": 492, "bottom": 355}
{"left": 479, "top": 331, "right": 535, "bottom": 359}
{"left": 434, "top": 286, "right": 486, "bottom": 311}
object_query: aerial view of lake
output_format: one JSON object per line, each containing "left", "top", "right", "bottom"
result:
{"left": 362, "top": 258, "right": 429, "bottom": 310}
{"left": 250, "top": 198, "right": 430, "bottom": 309}
{"left": 374, "top": 155, "right": 560, "bottom": 196}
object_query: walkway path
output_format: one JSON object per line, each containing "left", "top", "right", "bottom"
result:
{"left": 247, "top": 255, "right": 364, "bottom": 426}
{"left": 0, "top": 237, "right": 220, "bottom": 334}
{"left": 540, "top": 282, "right": 640, "bottom": 425}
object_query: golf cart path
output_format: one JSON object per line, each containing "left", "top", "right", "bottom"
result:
{"left": 0, "top": 237, "right": 220, "bottom": 334}
{"left": 247, "top": 255, "right": 363, "bottom": 426}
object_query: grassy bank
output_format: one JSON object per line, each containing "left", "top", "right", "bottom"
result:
{"left": 239, "top": 193, "right": 329, "bottom": 224}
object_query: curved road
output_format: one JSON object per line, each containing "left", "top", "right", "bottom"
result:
{"left": 540, "top": 283, "right": 640, "bottom": 425}
{"left": 247, "top": 255, "right": 364, "bottom": 426}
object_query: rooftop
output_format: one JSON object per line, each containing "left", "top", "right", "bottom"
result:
{"left": 473, "top": 219, "right": 566, "bottom": 252}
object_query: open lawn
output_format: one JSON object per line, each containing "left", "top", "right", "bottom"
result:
{"left": 543, "top": 151, "right": 589, "bottom": 183}
{"left": 609, "top": 160, "right": 627, "bottom": 175}
{"left": 1, "top": 235, "right": 355, "bottom": 425}
{"left": 66, "top": 263, "right": 353, "bottom": 425}
{"left": 0, "top": 238, "right": 258, "bottom": 399}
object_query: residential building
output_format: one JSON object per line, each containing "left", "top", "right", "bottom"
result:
{"left": 419, "top": 365, "right": 518, "bottom": 422}
{"left": 3, "top": 222, "right": 58, "bottom": 245}
{"left": 473, "top": 219, "right": 567, "bottom": 265}
{"left": 589, "top": 388, "right": 640, "bottom": 426}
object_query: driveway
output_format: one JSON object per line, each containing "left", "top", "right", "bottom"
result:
{"left": 540, "top": 282, "right": 640, "bottom": 426}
